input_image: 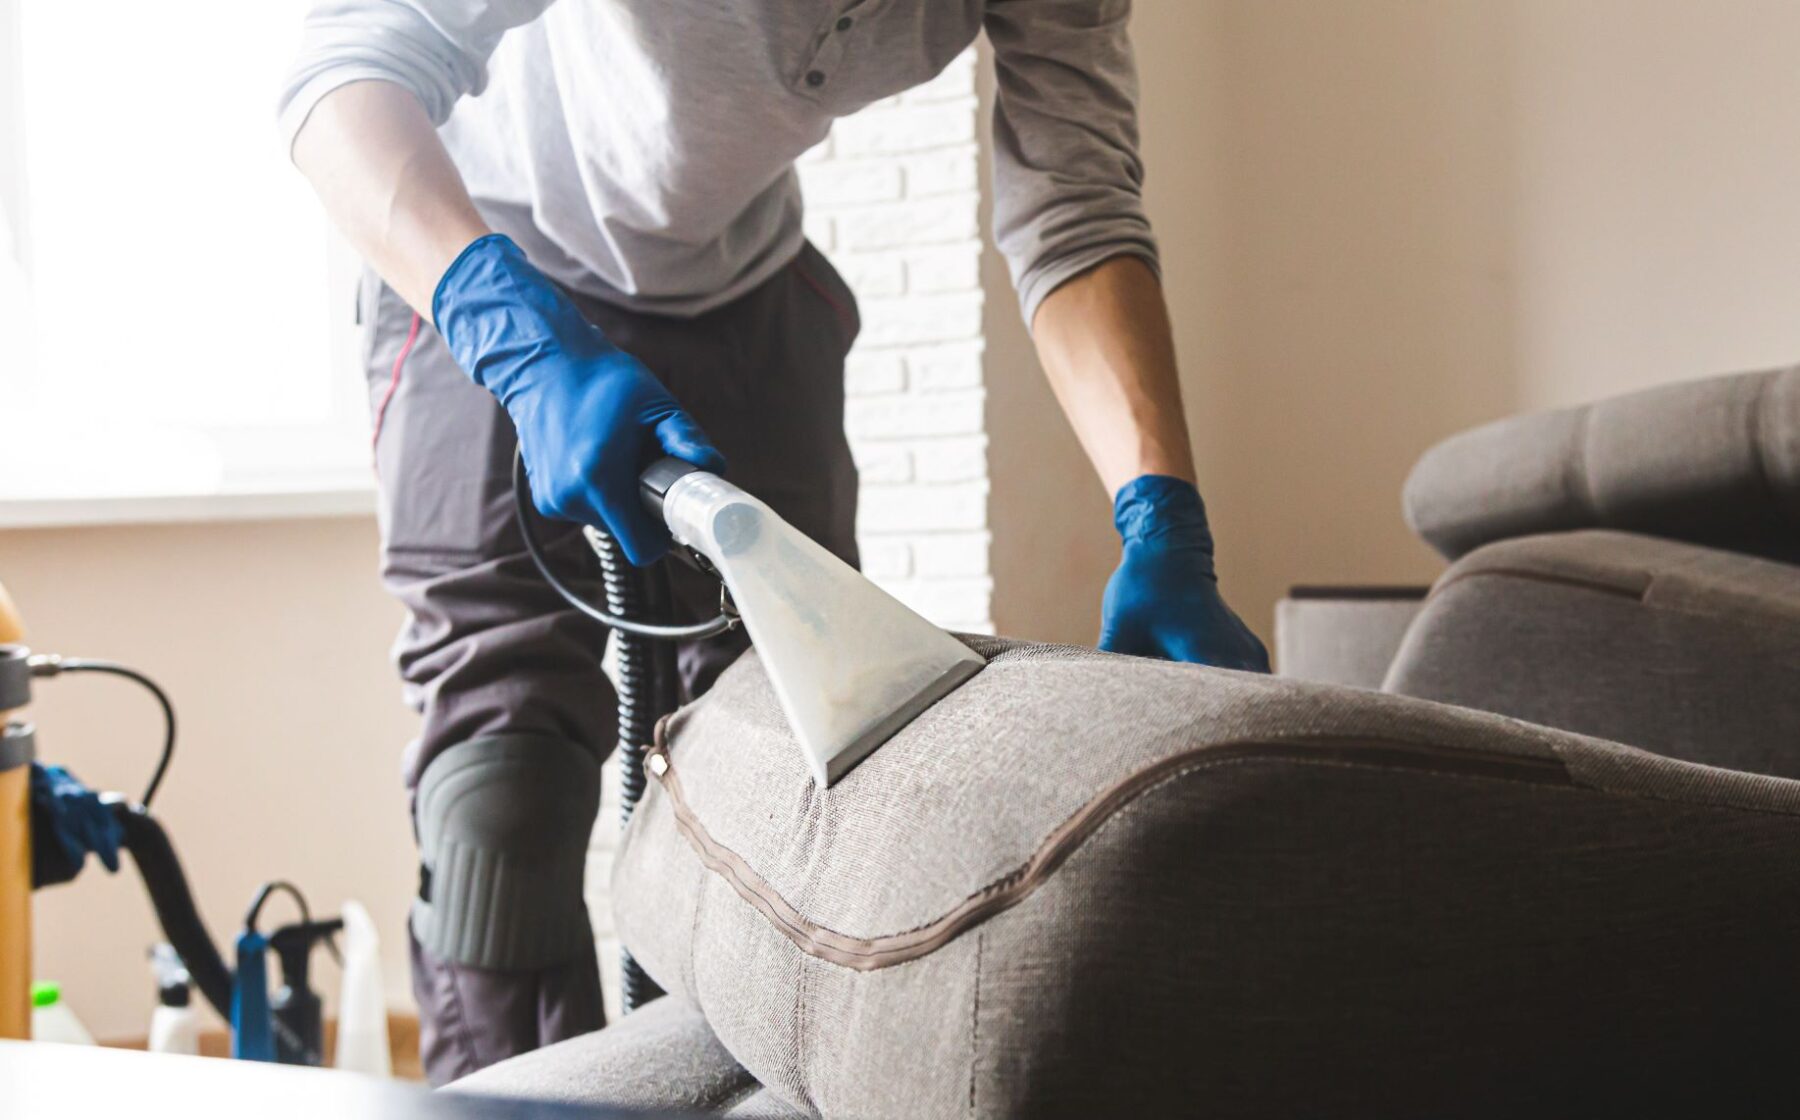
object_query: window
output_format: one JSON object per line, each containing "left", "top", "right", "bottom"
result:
{"left": 0, "top": 1, "right": 369, "bottom": 517}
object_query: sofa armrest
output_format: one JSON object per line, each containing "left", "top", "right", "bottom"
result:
{"left": 615, "top": 637, "right": 1800, "bottom": 1115}
{"left": 1275, "top": 586, "right": 1428, "bottom": 689}
{"left": 1385, "top": 530, "right": 1800, "bottom": 777}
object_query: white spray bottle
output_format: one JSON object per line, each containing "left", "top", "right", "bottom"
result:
{"left": 147, "top": 943, "right": 201, "bottom": 1055}
{"left": 334, "top": 900, "right": 391, "bottom": 1075}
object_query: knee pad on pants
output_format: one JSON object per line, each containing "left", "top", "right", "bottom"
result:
{"left": 411, "top": 734, "right": 600, "bottom": 971}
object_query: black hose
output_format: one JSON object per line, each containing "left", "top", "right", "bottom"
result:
{"left": 514, "top": 448, "right": 696, "bottom": 1012}
{"left": 512, "top": 452, "right": 733, "bottom": 641}
{"left": 31, "top": 657, "right": 176, "bottom": 808}
{"left": 589, "top": 525, "right": 671, "bottom": 1013}
{"left": 110, "top": 800, "right": 234, "bottom": 1020}
{"left": 244, "top": 879, "right": 312, "bottom": 933}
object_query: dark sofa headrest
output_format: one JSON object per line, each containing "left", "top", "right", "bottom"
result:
{"left": 1404, "top": 365, "right": 1800, "bottom": 561}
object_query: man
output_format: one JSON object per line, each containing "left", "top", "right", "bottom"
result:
{"left": 281, "top": 0, "right": 1267, "bottom": 1084}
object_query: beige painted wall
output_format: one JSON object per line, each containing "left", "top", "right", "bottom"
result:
{"left": 4, "top": 517, "right": 417, "bottom": 1040}
{"left": 988, "top": 0, "right": 1800, "bottom": 644}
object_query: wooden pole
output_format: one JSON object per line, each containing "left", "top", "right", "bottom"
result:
{"left": 0, "top": 579, "right": 34, "bottom": 1039}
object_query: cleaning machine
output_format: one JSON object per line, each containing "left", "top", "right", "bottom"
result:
{"left": 0, "top": 583, "right": 342, "bottom": 1061}
{"left": 513, "top": 452, "right": 984, "bottom": 1008}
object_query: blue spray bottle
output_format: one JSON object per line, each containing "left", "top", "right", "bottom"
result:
{"left": 230, "top": 927, "right": 275, "bottom": 1061}
{"left": 231, "top": 881, "right": 310, "bottom": 1061}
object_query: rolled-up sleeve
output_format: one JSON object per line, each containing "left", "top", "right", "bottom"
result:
{"left": 278, "top": 0, "right": 556, "bottom": 150}
{"left": 984, "top": 0, "right": 1159, "bottom": 327}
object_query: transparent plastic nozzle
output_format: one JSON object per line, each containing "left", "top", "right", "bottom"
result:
{"left": 661, "top": 471, "right": 984, "bottom": 787}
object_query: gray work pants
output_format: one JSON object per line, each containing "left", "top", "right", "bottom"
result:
{"left": 359, "top": 243, "right": 861, "bottom": 1084}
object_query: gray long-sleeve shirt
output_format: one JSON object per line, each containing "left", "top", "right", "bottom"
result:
{"left": 280, "top": 0, "right": 1157, "bottom": 322}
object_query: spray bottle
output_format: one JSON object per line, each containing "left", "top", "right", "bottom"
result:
{"left": 230, "top": 924, "right": 274, "bottom": 1062}
{"left": 268, "top": 917, "right": 341, "bottom": 1066}
{"left": 147, "top": 944, "right": 200, "bottom": 1055}
{"left": 232, "top": 880, "right": 316, "bottom": 1062}
{"left": 29, "top": 980, "right": 93, "bottom": 1044}
{"left": 334, "top": 900, "right": 390, "bottom": 1076}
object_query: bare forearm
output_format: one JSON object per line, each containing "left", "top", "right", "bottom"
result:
{"left": 291, "top": 80, "right": 489, "bottom": 320}
{"left": 1030, "top": 257, "right": 1196, "bottom": 495}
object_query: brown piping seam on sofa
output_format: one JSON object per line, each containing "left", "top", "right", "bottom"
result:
{"left": 1429, "top": 565, "right": 1649, "bottom": 603}
{"left": 643, "top": 732, "right": 1572, "bottom": 972}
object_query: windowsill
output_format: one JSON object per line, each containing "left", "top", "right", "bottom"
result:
{"left": 0, "top": 410, "right": 379, "bottom": 530}
{"left": 0, "top": 482, "right": 376, "bottom": 531}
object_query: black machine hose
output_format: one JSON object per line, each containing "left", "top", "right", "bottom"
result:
{"left": 513, "top": 448, "right": 722, "bottom": 1011}
{"left": 26, "top": 655, "right": 228, "bottom": 1019}
{"left": 586, "top": 522, "right": 673, "bottom": 1012}
{"left": 30, "top": 656, "right": 177, "bottom": 807}
{"left": 590, "top": 528, "right": 682, "bottom": 828}
{"left": 109, "top": 800, "right": 234, "bottom": 1020}
{"left": 27, "top": 656, "right": 230, "bottom": 1023}
{"left": 512, "top": 453, "right": 734, "bottom": 642}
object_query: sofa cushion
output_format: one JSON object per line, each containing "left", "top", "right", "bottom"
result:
{"left": 1384, "top": 529, "right": 1800, "bottom": 777}
{"left": 614, "top": 638, "right": 1800, "bottom": 1117}
{"left": 1403, "top": 364, "right": 1800, "bottom": 560}
{"left": 446, "top": 995, "right": 755, "bottom": 1111}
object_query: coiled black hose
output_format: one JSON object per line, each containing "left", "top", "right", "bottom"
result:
{"left": 587, "top": 526, "right": 673, "bottom": 1013}
{"left": 514, "top": 450, "right": 720, "bottom": 1012}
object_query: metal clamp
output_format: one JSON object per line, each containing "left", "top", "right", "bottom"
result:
{"left": 1, "top": 721, "right": 36, "bottom": 772}
{"left": 0, "top": 645, "right": 30, "bottom": 712}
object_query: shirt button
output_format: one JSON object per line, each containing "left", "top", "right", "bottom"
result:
{"left": 806, "top": 70, "right": 826, "bottom": 87}
{"left": 835, "top": 16, "right": 853, "bottom": 31}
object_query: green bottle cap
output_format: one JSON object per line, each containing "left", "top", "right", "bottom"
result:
{"left": 30, "top": 980, "right": 61, "bottom": 1008}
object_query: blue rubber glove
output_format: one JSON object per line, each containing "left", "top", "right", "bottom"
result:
{"left": 29, "top": 762, "right": 122, "bottom": 887}
{"left": 1099, "top": 475, "right": 1271, "bottom": 671}
{"left": 433, "top": 234, "right": 725, "bottom": 565}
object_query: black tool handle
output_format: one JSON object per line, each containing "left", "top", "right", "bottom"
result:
{"left": 639, "top": 457, "right": 704, "bottom": 518}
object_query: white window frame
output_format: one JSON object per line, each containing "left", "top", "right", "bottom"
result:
{"left": 0, "top": 0, "right": 374, "bottom": 529}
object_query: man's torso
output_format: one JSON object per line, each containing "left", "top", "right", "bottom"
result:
{"left": 444, "top": 0, "right": 984, "bottom": 314}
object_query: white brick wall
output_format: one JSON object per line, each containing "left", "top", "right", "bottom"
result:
{"left": 592, "top": 51, "right": 990, "bottom": 1019}
{"left": 800, "top": 48, "right": 992, "bottom": 634}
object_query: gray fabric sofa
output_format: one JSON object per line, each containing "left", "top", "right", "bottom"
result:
{"left": 456, "top": 366, "right": 1800, "bottom": 1117}
{"left": 1281, "top": 364, "right": 1800, "bottom": 770}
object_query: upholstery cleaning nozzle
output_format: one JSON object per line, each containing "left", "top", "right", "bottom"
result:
{"left": 648, "top": 460, "right": 984, "bottom": 786}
